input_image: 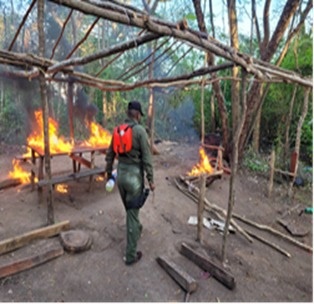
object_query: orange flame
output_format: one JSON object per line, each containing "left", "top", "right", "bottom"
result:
{"left": 83, "top": 121, "right": 112, "bottom": 147}
{"left": 187, "top": 147, "right": 213, "bottom": 176}
{"left": 23, "top": 110, "right": 73, "bottom": 157}
{"left": 55, "top": 184, "right": 68, "bottom": 193}
{"left": 9, "top": 160, "right": 32, "bottom": 184}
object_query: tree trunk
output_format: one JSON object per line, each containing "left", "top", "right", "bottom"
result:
{"left": 252, "top": 107, "right": 261, "bottom": 152}
{"left": 102, "top": 91, "right": 107, "bottom": 127}
{"left": 237, "top": 0, "right": 304, "bottom": 161}
{"left": 284, "top": 86, "right": 297, "bottom": 160}
{"left": 192, "top": 0, "right": 230, "bottom": 159}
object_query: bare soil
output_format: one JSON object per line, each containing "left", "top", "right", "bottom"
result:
{"left": 0, "top": 141, "right": 312, "bottom": 302}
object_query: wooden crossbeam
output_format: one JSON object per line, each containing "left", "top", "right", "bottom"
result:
{"left": 69, "top": 154, "right": 92, "bottom": 168}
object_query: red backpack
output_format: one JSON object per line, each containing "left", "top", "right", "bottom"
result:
{"left": 113, "top": 124, "right": 133, "bottom": 154}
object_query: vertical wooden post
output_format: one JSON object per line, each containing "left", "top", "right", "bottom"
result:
{"left": 221, "top": 68, "right": 247, "bottom": 263}
{"left": 200, "top": 76, "right": 205, "bottom": 145}
{"left": 68, "top": 79, "right": 74, "bottom": 144}
{"left": 31, "top": 148, "right": 36, "bottom": 191}
{"left": 197, "top": 174, "right": 206, "bottom": 243}
{"left": 288, "top": 88, "right": 310, "bottom": 197}
{"left": 38, "top": 0, "right": 54, "bottom": 224}
{"left": 268, "top": 149, "right": 275, "bottom": 197}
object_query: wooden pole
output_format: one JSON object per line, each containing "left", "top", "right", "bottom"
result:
{"left": 288, "top": 87, "right": 310, "bottom": 197}
{"left": 268, "top": 149, "right": 275, "bottom": 197}
{"left": 38, "top": 0, "right": 54, "bottom": 224}
{"left": 221, "top": 68, "right": 248, "bottom": 262}
{"left": 197, "top": 174, "right": 206, "bottom": 243}
{"left": 68, "top": 79, "right": 74, "bottom": 144}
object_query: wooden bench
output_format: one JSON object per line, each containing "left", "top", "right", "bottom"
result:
{"left": 37, "top": 167, "right": 105, "bottom": 187}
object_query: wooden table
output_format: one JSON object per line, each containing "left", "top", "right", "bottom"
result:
{"left": 28, "top": 145, "right": 108, "bottom": 191}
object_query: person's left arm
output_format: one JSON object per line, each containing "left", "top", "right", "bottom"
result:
{"left": 105, "top": 137, "right": 116, "bottom": 178}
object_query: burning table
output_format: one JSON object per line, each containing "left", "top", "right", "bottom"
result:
{"left": 9, "top": 110, "right": 111, "bottom": 192}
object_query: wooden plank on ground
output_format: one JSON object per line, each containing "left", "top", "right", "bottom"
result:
{"left": 180, "top": 242, "right": 235, "bottom": 290}
{"left": 0, "top": 178, "right": 21, "bottom": 190}
{"left": 156, "top": 256, "right": 198, "bottom": 293}
{"left": 0, "top": 220, "right": 70, "bottom": 255}
{"left": 0, "top": 247, "right": 64, "bottom": 279}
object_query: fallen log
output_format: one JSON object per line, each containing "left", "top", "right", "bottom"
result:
{"left": 156, "top": 256, "right": 198, "bottom": 293}
{"left": 0, "top": 247, "right": 64, "bottom": 279}
{"left": 0, "top": 178, "right": 22, "bottom": 190}
{"left": 0, "top": 220, "right": 70, "bottom": 255}
{"left": 180, "top": 242, "right": 235, "bottom": 290}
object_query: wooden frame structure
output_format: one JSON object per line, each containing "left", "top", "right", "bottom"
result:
{"left": 0, "top": 0, "right": 312, "bottom": 226}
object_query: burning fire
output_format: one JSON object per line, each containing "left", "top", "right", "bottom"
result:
{"left": 23, "top": 110, "right": 73, "bottom": 157}
{"left": 23, "top": 111, "right": 111, "bottom": 157}
{"left": 187, "top": 147, "right": 213, "bottom": 176}
{"left": 7, "top": 110, "right": 112, "bottom": 185}
{"left": 55, "top": 184, "right": 68, "bottom": 193}
{"left": 9, "top": 159, "right": 32, "bottom": 184}
{"left": 83, "top": 121, "right": 112, "bottom": 147}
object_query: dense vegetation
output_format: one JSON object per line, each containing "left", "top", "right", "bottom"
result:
{"left": 0, "top": 0, "right": 312, "bottom": 168}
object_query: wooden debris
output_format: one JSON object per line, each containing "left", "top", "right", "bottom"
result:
{"left": 60, "top": 230, "right": 92, "bottom": 253}
{"left": 156, "top": 256, "right": 198, "bottom": 293}
{"left": 0, "top": 247, "right": 64, "bottom": 279}
{"left": 244, "top": 229, "right": 291, "bottom": 258}
{"left": 0, "top": 178, "right": 22, "bottom": 190}
{"left": 277, "top": 218, "right": 309, "bottom": 237}
{"left": 175, "top": 177, "right": 253, "bottom": 243}
{"left": 180, "top": 242, "right": 235, "bottom": 290}
{"left": 233, "top": 215, "right": 312, "bottom": 253}
{"left": 0, "top": 220, "right": 70, "bottom": 255}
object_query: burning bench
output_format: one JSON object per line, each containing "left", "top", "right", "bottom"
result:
{"left": 181, "top": 145, "right": 227, "bottom": 187}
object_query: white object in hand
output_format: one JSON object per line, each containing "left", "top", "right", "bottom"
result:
{"left": 105, "top": 169, "right": 117, "bottom": 192}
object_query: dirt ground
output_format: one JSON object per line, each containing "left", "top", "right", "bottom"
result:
{"left": 0, "top": 141, "right": 312, "bottom": 302}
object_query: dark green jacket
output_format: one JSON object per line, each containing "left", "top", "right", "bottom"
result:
{"left": 105, "top": 118, "right": 154, "bottom": 183}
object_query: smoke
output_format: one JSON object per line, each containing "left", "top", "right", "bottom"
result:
{"left": 74, "top": 86, "right": 98, "bottom": 123}
{"left": 155, "top": 96, "right": 199, "bottom": 144}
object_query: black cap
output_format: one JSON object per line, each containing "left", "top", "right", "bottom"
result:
{"left": 128, "top": 101, "right": 144, "bottom": 116}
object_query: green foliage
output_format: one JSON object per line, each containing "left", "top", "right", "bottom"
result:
{"left": 243, "top": 148, "right": 269, "bottom": 173}
{"left": 261, "top": 31, "right": 313, "bottom": 165}
{"left": 0, "top": 102, "right": 25, "bottom": 144}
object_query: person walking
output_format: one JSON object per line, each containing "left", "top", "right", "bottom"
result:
{"left": 105, "top": 100, "right": 155, "bottom": 266}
